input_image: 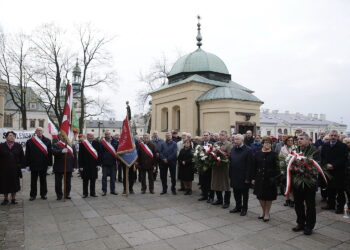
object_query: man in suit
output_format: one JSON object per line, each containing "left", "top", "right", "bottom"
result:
{"left": 26, "top": 127, "right": 52, "bottom": 201}
{"left": 151, "top": 131, "right": 164, "bottom": 181}
{"left": 79, "top": 133, "right": 100, "bottom": 198}
{"left": 321, "top": 130, "right": 348, "bottom": 214}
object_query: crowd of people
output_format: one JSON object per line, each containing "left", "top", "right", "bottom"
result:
{"left": 0, "top": 127, "right": 349, "bottom": 236}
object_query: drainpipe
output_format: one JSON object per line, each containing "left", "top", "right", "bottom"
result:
{"left": 196, "top": 101, "right": 200, "bottom": 136}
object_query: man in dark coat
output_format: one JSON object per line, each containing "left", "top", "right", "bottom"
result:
{"left": 79, "top": 133, "right": 100, "bottom": 198}
{"left": 229, "top": 134, "right": 253, "bottom": 216}
{"left": 136, "top": 134, "right": 157, "bottom": 194}
{"left": 26, "top": 127, "right": 52, "bottom": 201}
{"left": 0, "top": 131, "right": 25, "bottom": 205}
{"left": 321, "top": 130, "right": 348, "bottom": 214}
{"left": 243, "top": 130, "right": 254, "bottom": 147}
{"left": 100, "top": 130, "right": 118, "bottom": 196}
{"left": 198, "top": 131, "right": 215, "bottom": 203}
{"left": 52, "top": 135, "right": 77, "bottom": 200}
{"left": 151, "top": 131, "right": 164, "bottom": 181}
{"left": 159, "top": 132, "right": 178, "bottom": 195}
{"left": 291, "top": 133, "right": 319, "bottom": 235}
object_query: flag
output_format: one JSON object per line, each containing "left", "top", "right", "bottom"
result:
{"left": 117, "top": 116, "right": 138, "bottom": 167}
{"left": 72, "top": 105, "right": 79, "bottom": 136}
{"left": 60, "top": 82, "right": 73, "bottom": 145}
{"left": 48, "top": 118, "right": 58, "bottom": 139}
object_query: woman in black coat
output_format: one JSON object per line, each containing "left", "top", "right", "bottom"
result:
{"left": 178, "top": 140, "right": 194, "bottom": 195}
{"left": 0, "top": 131, "right": 25, "bottom": 205}
{"left": 252, "top": 136, "right": 280, "bottom": 222}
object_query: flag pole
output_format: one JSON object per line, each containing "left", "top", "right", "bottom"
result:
{"left": 125, "top": 165, "right": 129, "bottom": 197}
{"left": 63, "top": 149, "right": 67, "bottom": 202}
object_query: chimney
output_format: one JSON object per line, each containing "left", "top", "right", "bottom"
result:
{"left": 319, "top": 114, "right": 326, "bottom": 120}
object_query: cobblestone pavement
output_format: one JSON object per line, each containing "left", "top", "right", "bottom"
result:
{"left": 1, "top": 171, "right": 350, "bottom": 250}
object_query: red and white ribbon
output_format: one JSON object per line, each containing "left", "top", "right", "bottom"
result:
{"left": 82, "top": 140, "right": 98, "bottom": 160}
{"left": 57, "top": 141, "right": 74, "bottom": 157}
{"left": 139, "top": 141, "right": 153, "bottom": 159}
{"left": 31, "top": 135, "right": 48, "bottom": 156}
{"left": 101, "top": 138, "right": 117, "bottom": 158}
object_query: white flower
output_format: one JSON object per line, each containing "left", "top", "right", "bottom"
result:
{"left": 200, "top": 152, "right": 204, "bottom": 157}
{"left": 201, "top": 156, "right": 207, "bottom": 160}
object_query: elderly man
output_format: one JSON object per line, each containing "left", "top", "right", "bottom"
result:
{"left": 151, "top": 131, "right": 164, "bottom": 181}
{"left": 136, "top": 134, "right": 157, "bottom": 194}
{"left": 212, "top": 130, "right": 232, "bottom": 209}
{"left": 159, "top": 132, "right": 178, "bottom": 195}
{"left": 100, "top": 130, "right": 118, "bottom": 196}
{"left": 79, "top": 133, "right": 100, "bottom": 198}
{"left": 26, "top": 127, "right": 52, "bottom": 201}
{"left": 229, "top": 134, "right": 253, "bottom": 216}
{"left": 244, "top": 130, "right": 254, "bottom": 147}
{"left": 321, "top": 130, "right": 348, "bottom": 214}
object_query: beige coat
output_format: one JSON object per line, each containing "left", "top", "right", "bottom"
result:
{"left": 211, "top": 140, "right": 233, "bottom": 191}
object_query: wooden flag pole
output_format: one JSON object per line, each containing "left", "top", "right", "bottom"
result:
{"left": 63, "top": 152, "right": 67, "bottom": 202}
{"left": 125, "top": 165, "right": 129, "bottom": 197}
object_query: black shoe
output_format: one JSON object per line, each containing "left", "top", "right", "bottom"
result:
{"left": 91, "top": 194, "right": 98, "bottom": 197}
{"left": 292, "top": 225, "right": 304, "bottom": 232}
{"left": 207, "top": 198, "right": 213, "bottom": 203}
{"left": 335, "top": 209, "right": 343, "bottom": 214}
{"left": 1, "top": 199, "right": 9, "bottom": 205}
{"left": 198, "top": 196, "right": 207, "bottom": 201}
{"left": 222, "top": 203, "right": 230, "bottom": 209}
{"left": 212, "top": 200, "right": 223, "bottom": 205}
{"left": 289, "top": 201, "right": 295, "bottom": 208}
{"left": 65, "top": 196, "right": 71, "bottom": 199}
{"left": 229, "top": 207, "right": 241, "bottom": 213}
{"left": 29, "top": 197, "right": 36, "bottom": 201}
{"left": 102, "top": 192, "right": 107, "bottom": 196}
{"left": 178, "top": 188, "right": 185, "bottom": 191}
{"left": 160, "top": 191, "right": 167, "bottom": 195}
{"left": 111, "top": 192, "right": 118, "bottom": 195}
{"left": 57, "top": 197, "right": 62, "bottom": 201}
{"left": 172, "top": 190, "right": 177, "bottom": 195}
{"left": 11, "top": 199, "right": 18, "bottom": 204}
{"left": 129, "top": 190, "right": 135, "bottom": 195}
{"left": 283, "top": 200, "right": 290, "bottom": 206}
{"left": 141, "top": 190, "right": 146, "bottom": 194}
{"left": 150, "top": 190, "right": 154, "bottom": 194}
{"left": 240, "top": 210, "right": 247, "bottom": 216}
{"left": 184, "top": 190, "right": 192, "bottom": 195}
{"left": 321, "top": 205, "right": 335, "bottom": 210}
{"left": 82, "top": 195, "right": 88, "bottom": 198}
{"left": 258, "top": 216, "right": 264, "bottom": 219}
{"left": 263, "top": 216, "right": 270, "bottom": 222}
{"left": 41, "top": 196, "right": 47, "bottom": 200}
{"left": 304, "top": 227, "right": 313, "bottom": 235}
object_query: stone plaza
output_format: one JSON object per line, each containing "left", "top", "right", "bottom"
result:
{"left": 1, "top": 171, "right": 350, "bottom": 250}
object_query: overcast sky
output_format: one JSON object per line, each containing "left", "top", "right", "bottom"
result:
{"left": 1, "top": 0, "right": 349, "bottom": 128}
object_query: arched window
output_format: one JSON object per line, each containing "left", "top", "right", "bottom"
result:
{"left": 161, "top": 107, "right": 168, "bottom": 132}
{"left": 278, "top": 128, "right": 282, "bottom": 134}
{"left": 284, "top": 129, "right": 288, "bottom": 135}
{"left": 172, "top": 106, "right": 180, "bottom": 131}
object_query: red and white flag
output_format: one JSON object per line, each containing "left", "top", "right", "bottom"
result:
{"left": 48, "top": 119, "right": 58, "bottom": 139}
{"left": 60, "top": 83, "right": 74, "bottom": 145}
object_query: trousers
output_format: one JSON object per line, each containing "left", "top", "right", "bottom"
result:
{"left": 30, "top": 170, "right": 47, "bottom": 197}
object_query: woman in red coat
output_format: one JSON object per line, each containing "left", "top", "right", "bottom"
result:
{"left": 0, "top": 131, "right": 25, "bottom": 205}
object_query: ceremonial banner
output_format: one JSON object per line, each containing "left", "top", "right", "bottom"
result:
{"left": 60, "top": 83, "right": 74, "bottom": 145}
{"left": 48, "top": 119, "right": 58, "bottom": 139}
{"left": 0, "top": 128, "right": 34, "bottom": 150}
{"left": 72, "top": 106, "right": 79, "bottom": 136}
{"left": 117, "top": 116, "right": 138, "bottom": 167}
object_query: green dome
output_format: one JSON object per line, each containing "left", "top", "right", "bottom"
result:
{"left": 197, "top": 86, "right": 263, "bottom": 103}
{"left": 169, "top": 48, "right": 230, "bottom": 76}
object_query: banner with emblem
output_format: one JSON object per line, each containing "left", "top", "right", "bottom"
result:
{"left": 117, "top": 116, "right": 138, "bottom": 167}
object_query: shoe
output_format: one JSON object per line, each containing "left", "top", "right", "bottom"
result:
{"left": 57, "top": 197, "right": 62, "bottom": 201}
{"left": 91, "top": 194, "right": 98, "bottom": 197}
{"left": 198, "top": 196, "right": 207, "bottom": 201}
{"left": 258, "top": 215, "right": 264, "bottom": 219}
{"left": 172, "top": 190, "right": 177, "bottom": 195}
{"left": 303, "top": 227, "right": 313, "bottom": 235}
{"left": 263, "top": 216, "right": 270, "bottom": 222}
{"left": 29, "top": 197, "right": 36, "bottom": 201}
{"left": 283, "top": 200, "right": 290, "bottom": 206}
{"left": 111, "top": 192, "right": 118, "bottom": 195}
{"left": 102, "top": 192, "right": 107, "bottom": 196}
{"left": 222, "top": 203, "right": 230, "bottom": 209}
{"left": 11, "top": 199, "right": 18, "bottom": 204}
{"left": 41, "top": 196, "right": 47, "bottom": 200}
{"left": 160, "top": 191, "right": 167, "bottom": 195}
{"left": 141, "top": 190, "right": 146, "bottom": 194}
{"left": 207, "top": 198, "right": 213, "bottom": 203}
{"left": 229, "top": 207, "right": 241, "bottom": 213}
{"left": 1, "top": 199, "right": 9, "bottom": 205}
{"left": 321, "top": 205, "right": 335, "bottom": 210}
{"left": 65, "top": 196, "right": 71, "bottom": 199}
{"left": 150, "top": 190, "right": 154, "bottom": 194}
{"left": 240, "top": 210, "right": 247, "bottom": 216}
{"left": 212, "top": 200, "right": 223, "bottom": 205}
{"left": 178, "top": 188, "right": 185, "bottom": 191}
{"left": 292, "top": 225, "right": 304, "bottom": 232}
{"left": 83, "top": 195, "right": 88, "bottom": 198}
{"left": 184, "top": 190, "right": 192, "bottom": 195}
{"left": 122, "top": 190, "right": 127, "bottom": 195}
{"left": 129, "top": 190, "right": 135, "bottom": 195}
{"left": 289, "top": 201, "right": 295, "bottom": 208}
{"left": 335, "top": 209, "right": 343, "bottom": 214}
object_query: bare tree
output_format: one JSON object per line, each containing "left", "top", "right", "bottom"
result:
{"left": 0, "top": 31, "right": 32, "bottom": 129}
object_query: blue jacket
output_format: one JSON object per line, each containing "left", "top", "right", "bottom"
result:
{"left": 159, "top": 140, "right": 177, "bottom": 163}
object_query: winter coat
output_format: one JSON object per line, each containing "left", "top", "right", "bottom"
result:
{"left": 178, "top": 147, "right": 194, "bottom": 181}
{"left": 25, "top": 136, "right": 52, "bottom": 171}
{"left": 136, "top": 141, "right": 157, "bottom": 170}
{"left": 211, "top": 140, "right": 232, "bottom": 191}
{"left": 79, "top": 140, "right": 101, "bottom": 179}
{"left": 229, "top": 144, "right": 253, "bottom": 189}
{"left": 52, "top": 143, "right": 77, "bottom": 173}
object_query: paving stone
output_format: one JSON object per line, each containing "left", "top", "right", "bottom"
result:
{"left": 58, "top": 219, "right": 91, "bottom": 232}
{"left": 166, "top": 234, "right": 209, "bottom": 249}
{"left": 95, "top": 224, "right": 118, "bottom": 237}
{"left": 176, "top": 221, "right": 210, "bottom": 233}
{"left": 316, "top": 226, "right": 350, "bottom": 242}
{"left": 101, "top": 234, "right": 130, "bottom": 249}
{"left": 151, "top": 225, "right": 187, "bottom": 239}
{"left": 25, "top": 232, "right": 64, "bottom": 249}
{"left": 133, "top": 240, "right": 174, "bottom": 250}
{"left": 104, "top": 214, "right": 134, "bottom": 224}
{"left": 61, "top": 228, "right": 98, "bottom": 244}
{"left": 140, "top": 217, "right": 171, "bottom": 229}
{"left": 111, "top": 221, "right": 145, "bottom": 234}
{"left": 286, "top": 235, "right": 330, "bottom": 250}
{"left": 87, "top": 217, "right": 108, "bottom": 227}
{"left": 66, "top": 239, "right": 108, "bottom": 250}
{"left": 121, "top": 229, "right": 160, "bottom": 246}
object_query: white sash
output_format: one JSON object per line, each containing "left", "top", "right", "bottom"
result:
{"left": 139, "top": 141, "right": 153, "bottom": 159}
{"left": 82, "top": 140, "right": 98, "bottom": 160}
{"left": 32, "top": 135, "right": 48, "bottom": 156}
{"left": 100, "top": 138, "right": 117, "bottom": 157}
{"left": 57, "top": 141, "right": 74, "bottom": 157}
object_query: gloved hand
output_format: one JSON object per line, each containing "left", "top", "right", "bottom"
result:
{"left": 62, "top": 148, "right": 68, "bottom": 153}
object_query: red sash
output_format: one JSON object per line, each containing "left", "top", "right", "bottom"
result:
{"left": 57, "top": 141, "right": 74, "bottom": 157}
{"left": 82, "top": 140, "right": 98, "bottom": 160}
{"left": 31, "top": 136, "right": 48, "bottom": 156}
{"left": 139, "top": 142, "right": 153, "bottom": 159}
{"left": 101, "top": 138, "right": 117, "bottom": 158}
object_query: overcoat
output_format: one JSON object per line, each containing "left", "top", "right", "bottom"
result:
{"left": 79, "top": 140, "right": 101, "bottom": 179}
{"left": 229, "top": 144, "right": 253, "bottom": 189}
{"left": 137, "top": 141, "right": 157, "bottom": 170}
{"left": 0, "top": 142, "right": 25, "bottom": 194}
{"left": 211, "top": 140, "right": 232, "bottom": 191}
{"left": 52, "top": 143, "right": 77, "bottom": 173}
{"left": 25, "top": 135, "right": 52, "bottom": 171}
{"left": 178, "top": 147, "right": 194, "bottom": 181}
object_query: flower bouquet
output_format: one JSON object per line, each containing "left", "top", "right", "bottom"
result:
{"left": 285, "top": 152, "right": 327, "bottom": 194}
{"left": 193, "top": 144, "right": 229, "bottom": 172}
{"left": 207, "top": 144, "right": 229, "bottom": 168}
{"left": 193, "top": 144, "right": 211, "bottom": 172}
